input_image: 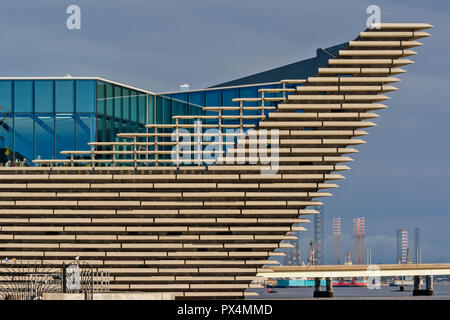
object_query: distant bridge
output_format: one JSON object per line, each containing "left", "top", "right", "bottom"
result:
{"left": 258, "top": 263, "right": 450, "bottom": 297}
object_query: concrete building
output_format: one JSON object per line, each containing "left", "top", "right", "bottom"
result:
{"left": 0, "top": 23, "right": 432, "bottom": 299}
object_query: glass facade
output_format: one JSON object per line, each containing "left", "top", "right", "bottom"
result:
{"left": 0, "top": 42, "right": 349, "bottom": 165}
{"left": 0, "top": 79, "right": 99, "bottom": 164}
{"left": 0, "top": 78, "right": 202, "bottom": 165}
{"left": 0, "top": 48, "right": 323, "bottom": 166}
{"left": 0, "top": 78, "right": 296, "bottom": 165}
{"left": 160, "top": 82, "right": 291, "bottom": 128}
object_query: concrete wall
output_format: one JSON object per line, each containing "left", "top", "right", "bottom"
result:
{"left": 42, "top": 292, "right": 174, "bottom": 300}
{"left": 93, "top": 292, "right": 174, "bottom": 300}
{"left": 43, "top": 293, "right": 85, "bottom": 300}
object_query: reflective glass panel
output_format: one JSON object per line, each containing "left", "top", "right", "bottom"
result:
{"left": 96, "top": 116, "right": 105, "bottom": 142}
{"left": 122, "top": 89, "right": 130, "bottom": 121}
{"left": 147, "top": 95, "right": 155, "bottom": 125}
{"left": 76, "top": 114, "right": 95, "bottom": 150}
{"left": 55, "top": 114, "right": 75, "bottom": 159}
{"left": 205, "top": 90, "right": 221, "bottom": 107}
{"left": 14, "top": 114, "right": 34, "bottom": 162}
{"left": 114, "top": 86, "right": 122, "bottom": 120}
{"left": 0, "top": 113, "right": 13, "bottom": 164}
{"left": 223, "top": 88, "right": 239, "bottom": 106}
{"left": 0, "top": 81, "right": 12, "bottom": 113}
{"left": 35, "top": 114, "right": 54, "bottom": 161}
{"left": 14, "top": 80, "right": 33, "bottom": 112}
{"left": 35, "top": 80, "right": 54, "bottom": 113}
{"left": 188, "top": 92, "right": 204, "bottom": 107}
{"left": 106, "top": 83, "right": 114, "bottom": 117}
{"left": 76, "top": 80, "right": 96, "bottom": 113}
{"left": 130, "top": 91, "right": 138, "bottom": 122}
{"left": 139, "top": 95, "right": 146, "bottom": 124}
{"left": 55, "top": 80, "right": 75, "bottom": 112}
{"left": 96, "top": 81, "right": 106, "bottom": 114}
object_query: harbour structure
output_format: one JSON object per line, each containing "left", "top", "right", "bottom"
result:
{"left": 259, "top": 263, "right": 450, "bottom": 297}
{"left": 353, "top": 217, "right": 365, "bottom": 264}
{"left": 415, "top": 227, "right": 421, "bottom": 264}
{"left": 313, "top": 206, "right": 324, "bottom": 265}
{"left": 0, "top": 23, "right": 432, "bottom": 299}
{"left": 332, "top": 217, "right": 341, "bottom": 265}
{"left": 397, "top": 229, "right": 409, "bottom": 264}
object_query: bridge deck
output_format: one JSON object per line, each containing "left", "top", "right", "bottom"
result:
{"left": 258, "top": 263, "right": 450, "bottom": 278}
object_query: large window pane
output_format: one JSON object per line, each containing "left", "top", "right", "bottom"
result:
{"left": 223, "top": 88, "right": 239, "bottom": 106}
{"left": 55, "top": 80, "right": 75, "bottom": 112}
{"left": 14, "top": 114, "right": 34, "bottom": 162}
{"left": 96, "top": 116, "right": 105, "bottom": 142}
{"left": 240, "top": 87, "right": 258, "bottom": 106}
{"left": 147, "top": 95, "right": 154, "bottom": 125}
{"left": 76, "top": 114, "right": 95, "bottom": 150}
{"left": 130, "top": 90, "right": 138, "bottom": 122}
{"left": 122, "top": 89, "right": 130, "bottom": 121}
{"left": 0, "top": 81, "right": 12, "bottom": 113}
{"left": 76, "top": 80, "right": 96, "bottom": 113}
{"left": 171, "top": 93, "right": 188, "bottom": 104}
{"left": 55, "top": 114, "right": 75, "bottom": 159}
{"left": 106, "top": 84, "right": 114, "bottom": 117}
{"left": 205, "top": 90, "right": 221, "bottom": 107}
{"left": 14, "top": 80, "right": 33, "bottom": 112}
{"left": 96, "top": 81, "right": 106, "bottom": 114}
{"left": 188, "top": 92, "right": 204, "bottom": 108}
{"left": 35, "top": 114, "right": 54, "bottom": 160}
{"left": 0, "top": 113, "right": 13, "bottom": 164}
{"left": 240, "top": 87, "right": 258, "bottom": 126}
{"left": 162, "top": 97, "right": 171, "bottom": 124}
{"left": 106, "top": 118, "right": 113, "bottom": 142}
{"left": 35, "top": 80, "right": 54, "bottom": 113}
{"left": 139, "top": 95, "right": 146, "bottom": 124}
{"left": 156, "top": 96, "right": 164, "bottom": 124}
{"left": 114, "top": 86, "right": 122, "bottom": 120}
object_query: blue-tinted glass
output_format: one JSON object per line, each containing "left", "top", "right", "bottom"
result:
{"left": 96, "top": 81, "right": 106, "bottom": 114}
{"left": 130, "top": 91, "right": 138, "bottom": 122}
{"left": 205, "top": 90, "right": 221, "bottom": 107}
{"left": 122, "top": 89, "right": 130, "bottom": 121}
{"left": 188, "top": 92, "right": 204, "bottom": 107}
{"left": 139, "top": 95, "right": 146, "bottom": 124}
{"left": 55, "top": 80, "right": 75, "bottom": 112}
{"left": 114, "top": 86, "right": 122, "bottom": 120}
{"left": 172, "top": 93, "right": 188, "bottom": 104}
{"left": 240, "top": 87, "right": 258, "bottom": 105}
{"left": 223, "top": 88, "right": 239, "bottom": 106}
{"left": 96, "top": 116, "right": 105, "bottom": 142}
{"left": 35, "top": 80, "right": 54, "bottom": 113}
{"left": 147, "top": 95, "right": 154, "bottom": 124}
{"left": 76, "top": 80, "right": 96, "bottom": 113}
{"left": 176, "top": 100, "right": 187, "bottom": 118}
{"left": 106, "top": 118, "right": 113, "bottom": 142}
{"left": 240, "top": 87, "right": 258, "bottom": 124}
{"left": 162, "top": 97, "right": 171, "bottom": 124}
{"left": 156, "top": 96, "right": 164, "bottom": 124}
{"left": 14, "top": 81, "right": 33, "bottom": 112}
{"left": 55, "top": 114, "right": 75, "bottom": 159}
{"left": 105, "top": 84, "right": 114, "bottom": 117}
{"left": 113, "top": 120, "right": 122, "bottom": 142}
{"left": 35, "top": 114, "right": 54, "bottom": 160}
{"left": 14, "top": 114, "right": 34, "bottom": 161}
{"left": 76, "top": 114, "right": 95, "bottom": 150}
{"left": 0, "top": 113, "right": 13, "bottom": 164}
{"left": 0, "top": 81, "right": 12, "bottom": 113}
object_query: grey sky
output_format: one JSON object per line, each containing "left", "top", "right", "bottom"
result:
{"left": 0, "top": 0, "right": 449, "bottom": 263}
